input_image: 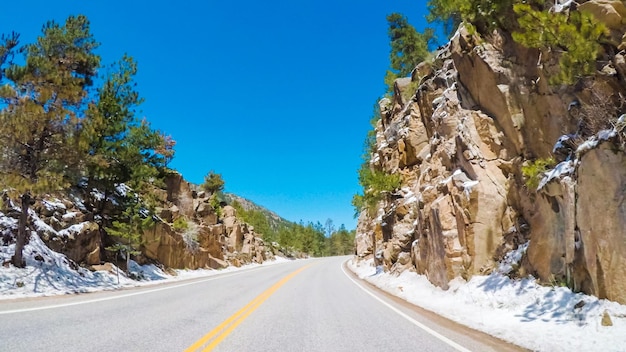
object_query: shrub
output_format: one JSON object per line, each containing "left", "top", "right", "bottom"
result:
{"left": 172, "top": 216, "right": 189, "bottom": 231}
{"left": 521, "top": 157, "right": 556, "bottom": 190}
{"left": 182, "top": 224, "right": 199, "bottom": 252}
{"left": 209, "top": 194, "right": 222, "bottom": 218}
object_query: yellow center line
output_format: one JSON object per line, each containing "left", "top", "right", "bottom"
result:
{"left": 185, "top": 264, "right": 313, "bottom": 352}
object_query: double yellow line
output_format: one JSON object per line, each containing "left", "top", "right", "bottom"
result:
{"left": 185, "top": 264, "right": 312, "bottom": 352}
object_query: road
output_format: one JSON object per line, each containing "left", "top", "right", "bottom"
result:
{"left": 0, "top": 256, "right": 524, "bottom": 351}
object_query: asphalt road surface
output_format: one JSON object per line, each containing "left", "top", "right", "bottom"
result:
{"left": 0, "top": 256, "right": 525, "bottom": 351}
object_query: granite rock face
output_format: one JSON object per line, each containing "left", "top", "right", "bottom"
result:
{"left": 1, "top": 172, "right": 273, "bottom": 271}
{"left": 355, "top": 22, "right": 626, "bottom": 303}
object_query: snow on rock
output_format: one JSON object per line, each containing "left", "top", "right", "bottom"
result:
{"left": 349, "top": 258, "right": 626, "bottom": 352}
{"left": 0, "top": 230, "right": 123, "bottom": 298}
{"left": 57, "top": 222, "right": 90, "bottom": 239}
{"left": 498, "top": 242, "right": 529, "bottom": 274}
{"left": 30, "top": 210, "right": 57, "bottom": 239}
{"left": 576, "top": 128, "right": 618, "bottom": 155}
{"left": 90, "top": 188, "right": 105, "bottom": 201}
{"left": 537, "top": 160, "right": 575, "bottom": 191}
{"left": 0, "top": 205, "right": 294, "bottom": 300}
{"left": 42, "top": 199, "right": 66, "bottom": 212}
{"left": 62, "top": 211, "right": 80, "bottom": 221}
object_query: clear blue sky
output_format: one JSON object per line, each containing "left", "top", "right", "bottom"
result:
{"left": 1, "top": 1, "right": 431, "bottom": 230}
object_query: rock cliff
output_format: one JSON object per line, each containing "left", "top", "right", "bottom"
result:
{"left": 147, "top": 172, "right": 271, "bottom": 269}
{"left": 1, "top": 172, "right": 273, "bottom": 271}
{"left": 355, "top": 7, "right": 626, "bottom": 304}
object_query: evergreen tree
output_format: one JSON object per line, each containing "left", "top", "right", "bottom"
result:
{"left": 426, "top": 0, "right": 462, "bottom": 36}
{"left": 0, "top": 16, "right": 100, "bottom": 267}
{"left": 106, "top": 194, "right": 154, "bottom": 276}
{"left": 426, "top": 0, "right": 516, "bottom": 34}
{"left": 82, "top": 55, "right": 145, "bottom": 194}
{"left": 513, "top": 3, "right": 607, "bottom": 84}
{"left": 385, "top": 13, "right": 434, "bottom": 89}
{"left": 78, "top": 52, "right": 175, "bottom": 261}
{"left": 352, "top": 167, "right": 402, "bottom": 217}
{"left": 81, "top": 53, "right": 175, "bottom": 195}
{"left": 202, "top": 171, "right": 225, "bottom": 195}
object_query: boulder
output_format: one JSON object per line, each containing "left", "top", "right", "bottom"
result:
{"left": 578, "top": 0, "right": 626, "bottom": 30}
{"left": 45, "top": 221, "right": 101, "bottom": 265}
{"left": 223, "top": 205, "right": 237, "bottom": 217}
{"left": 576, "top": 143, "right": 626, "bottom": 303}
{"left": 90, "top": 262, "right": 115, "bottom": 273}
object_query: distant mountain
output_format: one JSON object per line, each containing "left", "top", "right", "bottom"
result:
{"left": 223, "top": 193, "right": 290, "bottom": 231}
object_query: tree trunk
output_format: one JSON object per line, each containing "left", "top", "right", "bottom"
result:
{"left": 12, "top": 193, "right": 31, "bottom": 268}
{"left": 126, "top": 248, "right": 131, "bottom": 276}
{"left": 96, "top": 189, "right": 109, "bottom": 262}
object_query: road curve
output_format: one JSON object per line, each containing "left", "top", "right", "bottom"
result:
{"left": 0, "top": 256, "right": 524, "bottom": 351}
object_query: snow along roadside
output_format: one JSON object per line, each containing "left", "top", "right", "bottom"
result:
{"left": 347, "top": 258, "right": 626, "bottom": 352}
{"left": 0, "top": 229, "right": 292, "bottom": 301}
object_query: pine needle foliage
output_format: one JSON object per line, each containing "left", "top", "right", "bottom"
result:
{"left": 426, "top": 1, "right": 608, "bottom": 85}
{"left": 0, "top": 15, "right": 100, "bottom": 267}
{"left": 426, "top": 0, "right": 517, "bottom": 34}
{"left": 106, "top": 194, "right": 154, "bottom": 275}
{"left": 385, "top": 13, "right": 434, "bottom": 90}
{"left": 202, "top": 171, "right": 225, "bottom": 195}
{"left": 352, "top": 167, "right": 402, "bottom": 216}
{"left": 513, "top": 3, "right": 608, "bottom": 85}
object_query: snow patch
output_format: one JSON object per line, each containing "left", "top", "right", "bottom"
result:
{"left": 42, "top": 199, "right": 66, "bottom": 212}
{"left": 62, "top": 212, "right": 80, "bottom": 221}
{"left": 57, "top": 222, "right": 90, "bottom": 238}
{"left": 349, "top": 258, "right": 626, "bottom": 351}
{"left": 498, "top": 242, "right": 529, "bottom": 274}
{"left": 90, "top": 189, "right": 105, "bottom": 201}
{"left": 537, "top": 160, "right": 575, "bottom": 191}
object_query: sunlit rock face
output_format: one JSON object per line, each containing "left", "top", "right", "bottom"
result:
{"left": 355, "top": 22, "right": 626, "bottom": 304}
{"left": 141, "top": 173, "right": 271, "bottom": 269}
{"left": 4, "top": 171, "right": 273, "bottom": 272}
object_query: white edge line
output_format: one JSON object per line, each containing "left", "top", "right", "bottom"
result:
{"left": 0, "top": 268, "right": 261, "bottom": 315}
{"left": 341, "top": 260, "right": 472, "bottom": 352}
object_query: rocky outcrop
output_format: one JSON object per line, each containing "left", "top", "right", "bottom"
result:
{"left": 140, "top": 172, "right": 272, "bottom": 269}
{"left": 1, "top": 171, "right": 274, "bottom": 272}
{"left": 355, "top": 20, "right": 626, "bottom": 303}
{"left": 527, "top": 138, "right": 626, "bottom": 303}
{"left": 32, "top": 199, "right": 102, "bottom": 266}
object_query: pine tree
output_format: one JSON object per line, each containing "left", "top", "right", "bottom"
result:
{"left": 513, "top": 4, "right": 607, "bottom": 85}
{"left": 82, "top": 55, "right": 145, "bottom": 194}
{"left": 0, "top": 16, "right": 100, "bottom": 267}
{"left": 79, "top": 53, "right": 175, "bottom": 263}
{"left": 352, "top": 167, "right": 402, "bottom": 216}
{"left": 385, "top": 13, "right": 434, "bottom": 89}
{"left": 106, "top": 194, "right": 154, "bottom": 276}
{"left": 426, "top": 0, "right": 516, "bottom": 34}
{"left": 202, "top": 171, "right": 225, "bottom": 195}
{"left": 426, "top": 0, "right": 462, "bottom": 36}
{"left": 82, "top": 54, "right": 175, "bottom": 195}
